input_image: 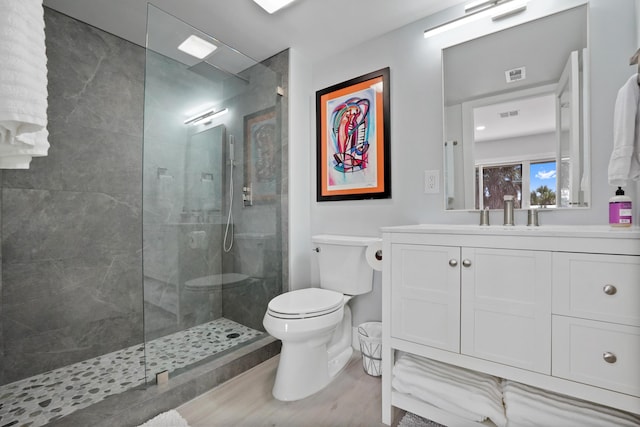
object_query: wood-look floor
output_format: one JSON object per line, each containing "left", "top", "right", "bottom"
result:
{"left": 177, "top": 352, "right": 402, "bottom": 427}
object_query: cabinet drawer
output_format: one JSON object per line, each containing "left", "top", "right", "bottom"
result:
{"left": 552, "top": 253, "right": 640, "bottom": 326}
{"left": 552, "top": 315, "right": 640, "bottom": 396}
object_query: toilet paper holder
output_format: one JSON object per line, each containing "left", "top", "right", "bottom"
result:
{"left": 314, "top": 247, "right": 382, "bottom": 259}
{"left": 314, "top": 246, "right": 381, "bottom": 260}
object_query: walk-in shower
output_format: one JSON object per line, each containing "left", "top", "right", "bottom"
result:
{"left": 0, "top": 5, "right": 286, "bottom": 427}
{"left": 142, "top": 3, "right": 285, "bottom": 381}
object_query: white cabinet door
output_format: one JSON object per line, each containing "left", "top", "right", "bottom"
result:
{"left": 391, "top": 244, "right": 461, "bottom": 352}
{"left": 460, "top": 248, "right": 552, "bottom": 373}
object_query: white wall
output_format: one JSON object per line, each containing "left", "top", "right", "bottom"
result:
{"left": 287, "top": 48, "right": 313, "bottom": 291}
{"left": 287, "top": 0, "right": 638, "bottom": 325}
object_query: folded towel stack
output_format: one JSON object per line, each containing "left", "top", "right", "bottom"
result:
{"left": 392, "top": 354, "right": 506, "bottom": 427}
{"left": 608, "top": 73, "right": 640, "bottom": 186}
{"left": 0, "top": 0, "right": 49, "bottom": 168}
{"left": 503, "top": 380, "right": 640, "bottom": 427}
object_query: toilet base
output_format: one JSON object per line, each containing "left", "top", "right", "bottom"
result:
{"left": 328, "top": 345, "right": 352, "bottom": 378}
{"left": 270, "top": 305, "right": 354, "bottom": 402}
{"left": 272, "top": 340, "right": 353, "bottom": 402}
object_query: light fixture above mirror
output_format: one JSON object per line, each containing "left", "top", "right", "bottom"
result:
{"left": 424, "top": 0, "right": 528, "bottom": 39}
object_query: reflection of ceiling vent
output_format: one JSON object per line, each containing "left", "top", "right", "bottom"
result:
{"left": 499, "top": 110, "right": 519, "bottom": 118}
{"left": 505, "top": 66, "right": 526, "bottom": 83}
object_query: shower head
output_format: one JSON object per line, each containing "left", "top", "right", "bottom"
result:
{"left": 228, "top": 134, "right": 235, "bottom": 162}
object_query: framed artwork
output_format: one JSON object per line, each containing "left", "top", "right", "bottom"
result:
{"left": 316, "top": 67, "right": 391, "bottom": 202}
{"left": 244, "top": 107, "right": 278, "bottom": 203}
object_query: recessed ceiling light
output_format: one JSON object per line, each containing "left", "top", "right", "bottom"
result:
{"left": 253, "top": 0, "right": 296, "bottom": 14}
{"left": 178, "top": 35, "right": 217, "bottom": 59}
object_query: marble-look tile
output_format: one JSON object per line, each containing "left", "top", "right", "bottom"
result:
{"left": 43, "top": 8, "right": 145, "bottom": 137}
{"left": 0, "top": 185, "right": 2, "bottom": 386}
{"left": 1, "top": 188, "right": 142, "bottom": 380}
{"left": 3, "top": 9, "right": 144, "bottom": 196}
{"left": 2, "top": 188, "right": 140, "bottom": 262}
{"left": 3, "top": 122, "right": 141, "bottom": 196}
{"left": 222, "top": 277, "right": 278, "bottom": 331}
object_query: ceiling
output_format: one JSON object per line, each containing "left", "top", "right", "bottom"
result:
{"left": 42, "top": 0, "right": 464, "bottom": 63}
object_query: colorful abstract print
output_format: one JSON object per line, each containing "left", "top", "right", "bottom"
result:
{"left": 330, "top": 96, "right": 370, "bottom": 174}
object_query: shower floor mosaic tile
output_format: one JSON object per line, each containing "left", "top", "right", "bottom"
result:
{"left": 0, "top": 318, "right": 263, "bottom": 427}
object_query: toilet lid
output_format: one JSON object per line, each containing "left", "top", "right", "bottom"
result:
{"left": 267, "top": 288, "right": 344, "bottom": 319}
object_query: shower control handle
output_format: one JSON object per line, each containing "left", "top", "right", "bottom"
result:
{"left": 242, "top": 184, "right": 252, "bottom": 207}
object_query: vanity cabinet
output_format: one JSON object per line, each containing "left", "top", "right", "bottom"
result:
{"left": 381, "top": 225, "right": 640, "bottom": 426}
{"left": 391, "top": 245, "right": 551, "bottom": 372}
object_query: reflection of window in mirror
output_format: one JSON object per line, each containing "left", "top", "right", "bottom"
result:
{"left": 530, "top": 160, "right": 557, "bottom": 207}
{"left": 474, "top": 159, "right": 558, "bottom": 210}
{"left": 475, "top": 164, "right": 522, "bottom": 210}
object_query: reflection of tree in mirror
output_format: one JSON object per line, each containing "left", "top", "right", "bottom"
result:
{"left": 531, "top": 185, "right": 556, "bottom": 207}
{"left": 476, "top": 164, "right": 522, "bottom": 210}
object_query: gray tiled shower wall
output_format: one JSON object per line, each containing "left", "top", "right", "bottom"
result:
{"left": 0, "top": 8, "right": 145, "bottom": 385}
{"left": 0, "top": 7, "right": 289, "bottom": 387}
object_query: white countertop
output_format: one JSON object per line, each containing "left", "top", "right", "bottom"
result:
{"left": 380, "top": 224, "right": 640, "bottom": 239}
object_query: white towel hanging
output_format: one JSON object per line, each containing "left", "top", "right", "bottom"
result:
{"left": 0, "top": 0, "right": 49, "bottom": 168}
{"left": 608, "top": 73, "right": 640, "bottom": 186}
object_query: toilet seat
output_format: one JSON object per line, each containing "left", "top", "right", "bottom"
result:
{"left": 267, "top": 288, "right": 344, "bottom": 319}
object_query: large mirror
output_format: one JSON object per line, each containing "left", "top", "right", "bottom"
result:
{"left": 443, "top": 5, "right": 589, "bottom": 211}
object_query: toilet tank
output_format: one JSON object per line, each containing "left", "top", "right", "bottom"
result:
{"left": 235, "top": 233, "right": 274, "bottom": 278}
{"left": 312, "top": 234, "right": 380, "bottom": 295}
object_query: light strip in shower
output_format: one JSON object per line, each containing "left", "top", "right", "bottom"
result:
{"left": 184, "top": 108, "right": 228, "bottom": 125}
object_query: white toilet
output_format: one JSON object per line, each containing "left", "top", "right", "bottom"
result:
{"left": 263, "top": 234, "right": 380, "bottom": 401}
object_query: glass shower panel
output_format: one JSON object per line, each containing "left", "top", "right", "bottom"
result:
{"left": 143, "top": 5, "right": 283, "bottom": 383}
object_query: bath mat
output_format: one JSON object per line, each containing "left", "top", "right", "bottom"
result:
{"left": 398, "top": 411, "right": 446, "bottom": 427}
{"left": 138, "top": 410, "right": 190, "bottom": 427}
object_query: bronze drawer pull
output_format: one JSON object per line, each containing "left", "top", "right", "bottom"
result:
{"left": 603, "top": 284, "right": 617, "bottom": 295}
{"left": 603, "top": 352, "right": 617, "bottom": 364}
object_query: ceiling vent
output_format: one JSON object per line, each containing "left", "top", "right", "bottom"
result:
{"left": 499, "top": 110, "right": 519, "bottom": 118}
{"left": 505, "top": 66, "right": 526, "bottom": 83}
